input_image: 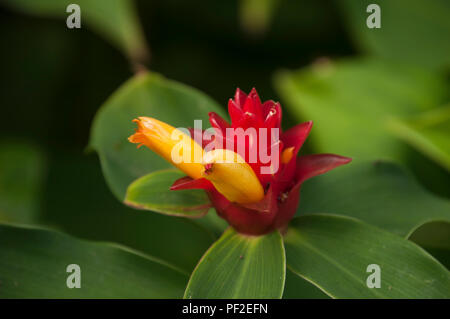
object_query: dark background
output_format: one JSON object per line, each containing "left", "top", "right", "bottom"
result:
{"left": 0, "top": 1, "right": 353, "bottom": 149}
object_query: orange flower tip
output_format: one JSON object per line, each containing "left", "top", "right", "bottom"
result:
{"left": 128, "top": 127, "right": 147, "bottom": 148}
{"left": 281, "top": 146, "right": 295, "bottom": 164}
{"left": 128, "top": 116, "right": 204, "bottom": 179}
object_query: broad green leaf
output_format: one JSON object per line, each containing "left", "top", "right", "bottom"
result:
{"left": 125, "top": 169, "right": 210, "bottom": 217}
{"left": 408, "top": 221, "right": 450, "bottom": 269}
{"left": 184, "top": 228, "right": 285, "bottom": 299}
{"left": 0, "top": 141, "right": 46, "bottom": 224}
{"left": 39, "top": 153, "right": 215, "bottom": 273}
{"left": 285, "top": 214, "right": 450, "bottom": 298}
{"left": 0, "top": 223, "right": 187, "bottom": 298}
{"left": 89, "top": 72, "right": 226, "bottom": 201}
{"left": 283, "top": 269, "right": 328, "bottom": 299}
{"left": 275, "top": 58, "right": 446, "bottom": 163}
{"left": 339, "top": 0, "right": 450, "bottom": 69}
{"left": 2, "top": 0, "right": 148, "bottom": 63}
{"left": 297, "top": 160, "right": 450, "bottom": 237}
{"left": 388, "top": 105, "right": 450, "bottom": 172}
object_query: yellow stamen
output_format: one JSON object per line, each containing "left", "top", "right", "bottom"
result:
{"left": 128, "top": 117, "right": 204, "bottom": 179}
{"left": 202, "top": 149, "right": 264, "bottom": 204}
{"left": 281, "top": 147, "right": 295, "bottom": 164}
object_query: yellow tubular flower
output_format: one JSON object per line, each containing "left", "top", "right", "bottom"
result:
{"left": 201, "top": 149, "right": 264, "bottom": 204}
{"left": 129, "top": 117, "right": 204, "bottom": 179}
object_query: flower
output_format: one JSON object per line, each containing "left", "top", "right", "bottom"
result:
{"left": 129, "top": 88, "right": 351, "bottom": 235}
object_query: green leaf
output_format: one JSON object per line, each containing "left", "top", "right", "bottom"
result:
{"left": 89, "top": 72, "right": 226, "bottom": 201}
{"left": 39, "top": 153, "right": 215, "bottom": 273}
{"left": 274, "top": 58, "right": 446, "bottom": 163}
{"left": 0, "top": 141, "right": 46, "bottom": 224}
{"left": 125, "top": 169, "right": 210, "bottom": 217}
{"left": 297, "top": 160, "right": 450, "bottom": 237}
{"left": 283, "top": 269, "right": 329, "bottom": 299}
{"left": 0, "top": 223, "right": 187, "bottom": 298}
{"left": 2, "top": 0, "right": 148, "bottom": 63}
{"left": 184, "top": 228, "right": 285, "bottom": 298}
{"left": 388, "top": 105, "right": 450, "bottom": 172}
{"left": 339, "top": 0, "right": 450, "bottom": 69}
{"left": 285, "top": 214, "right": 450, "bottom": 298}
{"left": 408, "top": 221, "right": 450, "bottom": 269}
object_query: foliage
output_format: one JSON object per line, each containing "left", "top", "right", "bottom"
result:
{"left": 0, "top": 0, "right": 449, "bottom": 299}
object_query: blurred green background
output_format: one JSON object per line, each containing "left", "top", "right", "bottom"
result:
{"left": 0, "top": 0, "right": 449, "bottom": 271}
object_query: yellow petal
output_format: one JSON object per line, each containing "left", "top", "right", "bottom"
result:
{"left": 129, "top": 117, "right": 204, "bottom": 179}
{"left": 202, "top": 149, "right": 264, "bottom": 204}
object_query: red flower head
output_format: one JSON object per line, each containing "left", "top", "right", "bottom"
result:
{"left": 129, "top": 88, "right": 351, "bottom": 235}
